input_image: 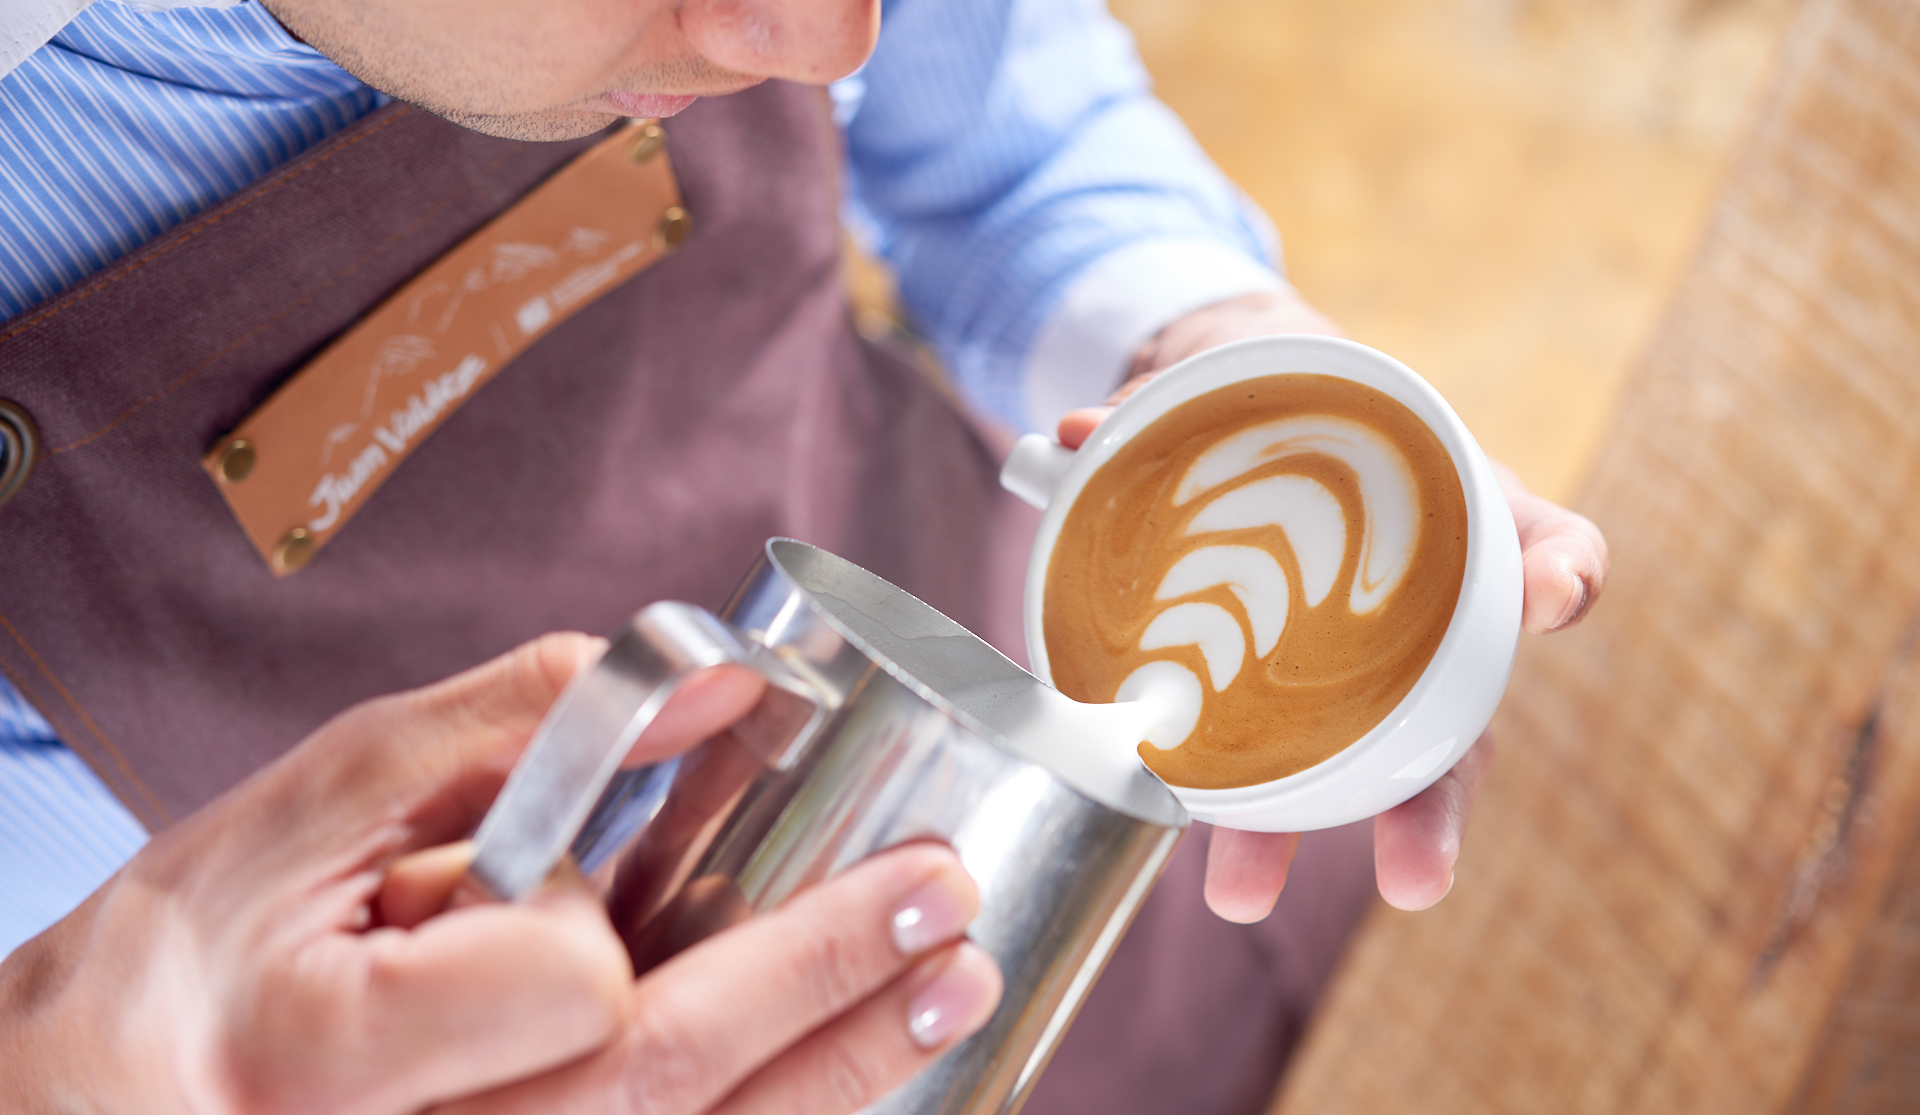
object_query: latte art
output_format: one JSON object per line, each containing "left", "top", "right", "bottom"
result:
{"left": 1180, "top": 417, "right": 1420, "bottom": 610}
{"left": 1128, "top": 416, "right": 1421, "bottom": 701}
{"left": 1043, "top": 374, "right": 1469, "bottom": 789}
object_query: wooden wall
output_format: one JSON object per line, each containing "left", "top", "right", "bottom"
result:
{"left": 1272, "top": 0, "right": 1920, "bottom": 1110}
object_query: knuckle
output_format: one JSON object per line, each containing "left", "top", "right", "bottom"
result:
{"left": 812, "top": 1031, "right": 898, "bottom": 1110}
{"left": 615, "top": 1005, "right": 718, "bottom": 1115}
{"left": 787, "top": 918, "right": 879, "bottom": 1010}
{"left": 524, "top": 632, "right": 599, "bottom": 698}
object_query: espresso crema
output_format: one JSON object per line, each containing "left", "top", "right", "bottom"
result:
{"left": 1043, "top": 374, "right": 1469, "bottom": 789}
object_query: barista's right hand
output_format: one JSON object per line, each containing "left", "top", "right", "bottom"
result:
{"left": 0, "top": 634, "right": 1000, "bottom": 1115}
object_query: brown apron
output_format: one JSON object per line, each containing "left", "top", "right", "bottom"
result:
{"left": 0, "top": 81, "right": 1371, "bottom": 1115}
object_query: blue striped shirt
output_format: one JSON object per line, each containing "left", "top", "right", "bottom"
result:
{"left": 0, "top": 0, "right": 1280, "bottom": 957}
{"left": 0, "top": 686, "right": 148, "bottom": 944}
{"left": 0, "top": 1, "right": 383, "bottom": 316}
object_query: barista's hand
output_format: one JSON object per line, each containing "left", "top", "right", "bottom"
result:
{"left": 1053, "top": 289, "right": 1341, "bottom": 448}
{"left": 0, "top": 634, "right": 1000, "bottom": 1114}
{"left": 1056, "top": 289, "right": 1610, "bottom": 922}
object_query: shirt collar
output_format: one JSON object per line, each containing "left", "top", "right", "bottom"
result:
{"left": 1, "top": 0, "right": 242, "bottom": 80}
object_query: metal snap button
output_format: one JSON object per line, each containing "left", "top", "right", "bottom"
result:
{"left": 656, "top": 206, "right": 693, "bottom": 250}
{"left": 0, "top": 399, "right": 39, "bottom": 508}
{"left": 272, "top": 526, "right": 315, "bottom": 574}
{"left": 627, "top": 121, "right": 667, "bottom": 164}
{"left": 215, "top": 438, "right": 257, "bottom": 483}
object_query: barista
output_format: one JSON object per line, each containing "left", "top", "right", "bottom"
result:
{"left": 0, "top": 0, "right": 1609, "bottom": 1111}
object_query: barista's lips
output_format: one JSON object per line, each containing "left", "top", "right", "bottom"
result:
{"left": 583, "top": 92, "right": 701, "bottom": 118}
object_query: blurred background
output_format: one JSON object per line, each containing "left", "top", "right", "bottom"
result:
{"left": 1108, "top": 0, "right": 1795, "bottom": 503}
{"left": 1144, "top": 3, "right": 1920, "bottom": 1112}
{"left": 851, "top": 2, "right": 1920, "bottom": 1109}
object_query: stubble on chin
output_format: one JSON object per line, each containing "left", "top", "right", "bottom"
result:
{"left": 377, "top": 56, "right": 751, "bottom": 143}
{"left": 258, "top": 0, "right": 748, "bottom": 143}
{"left": 416, "top": 104, "right": 628, "bottom": 142}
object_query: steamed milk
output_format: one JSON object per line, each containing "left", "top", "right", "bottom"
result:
{"left": 1043, "top": 374, "right": 1469, "bottom": 789}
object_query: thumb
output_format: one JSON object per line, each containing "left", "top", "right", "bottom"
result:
{"left": 269, "top": 633, "right": 611, "bottom": 859}
{"left": 143, "top": 633, "right": 609, "bottom": 922}
{"left": 1056, "top": 406, "right": 1109, "bottom": 451}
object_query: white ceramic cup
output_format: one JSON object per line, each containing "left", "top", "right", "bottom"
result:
{"left": 1000, "top": 334, "right": 1522, "bottom": 832}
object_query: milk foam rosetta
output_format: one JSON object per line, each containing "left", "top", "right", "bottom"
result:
{"left": 1043, "top": 374, "right": 1470, "bottom": 789}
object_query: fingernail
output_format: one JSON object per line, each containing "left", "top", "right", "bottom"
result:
{"left": 1551, "top": 577, "right": 1591, "bottom": 632}
{"left": 1391, "top": 869, "right": 1455, "bottom": 912}
{"left": 907, "top": 950, "right": 998, "bottom": 1049}
{"left": 893, "top": 874, "right": 974, "bottom": 955}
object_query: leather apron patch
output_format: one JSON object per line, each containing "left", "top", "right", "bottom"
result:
{"left": 202, "top": 118, "right": 688, "bottom": 575}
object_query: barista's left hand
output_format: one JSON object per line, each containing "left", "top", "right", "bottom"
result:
{"left": 1056, "top": 288, "right": 1610, "bottom": 922}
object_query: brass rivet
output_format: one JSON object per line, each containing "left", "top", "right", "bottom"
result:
{"left": 273, "top": 527, "right": 315, "bottom": 574}
{"left": 217, "top": 438, "right": 256, "bottom": 483}
{"left": 627, "top": 122, "right": 667, "bottom": 164}
{"left": 0, "top": 398, "right": 39, "bottom": 510}
{"left": 657, "top": 206, "right": 693, "bottom": 250}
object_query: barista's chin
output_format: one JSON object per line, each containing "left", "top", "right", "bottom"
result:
{"left": 580, "top": 92, "right": 702, "bottom": 118}
{"left": 419, "top": 83, "right": 754, "bottom": 142}
{"left": 416, "top": 101, "right": 674, "bottom": 142}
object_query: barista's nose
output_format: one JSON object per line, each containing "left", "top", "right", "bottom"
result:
{"left": 679, "top": 0, "right": 880, "bottom": 85}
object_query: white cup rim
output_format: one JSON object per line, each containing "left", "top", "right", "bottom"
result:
{"left": 1022, "top": 334, "right": 1520, "bottom": 824}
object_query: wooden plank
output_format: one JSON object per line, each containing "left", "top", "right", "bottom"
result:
{"left": 1790, "top": 802, "right": 1920, "bottom": 1112}
{"left": 1271, "top": 1, "right": 1920, "bottom": 1111}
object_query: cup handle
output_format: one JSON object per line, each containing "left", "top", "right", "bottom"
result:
{"left": 463, "top": 601, "right": 828, "bottom": 901}
{"left": 1000, "top": 432, "right": 1077, "bottom": 510}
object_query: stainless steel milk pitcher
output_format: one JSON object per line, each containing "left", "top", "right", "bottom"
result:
{"left": 464, "top": 539, "right": 1189, "bottom": 1115}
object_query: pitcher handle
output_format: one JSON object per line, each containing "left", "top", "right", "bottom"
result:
{"left": 464, "top": 601, "right": 827, "bottom": 901}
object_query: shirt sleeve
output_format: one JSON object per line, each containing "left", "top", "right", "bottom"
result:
{"left": 0, "top": 675, "right": 148, "bottom": 960}
{"left": 838, "top": 0, "right": 1287, "bottom": 435}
